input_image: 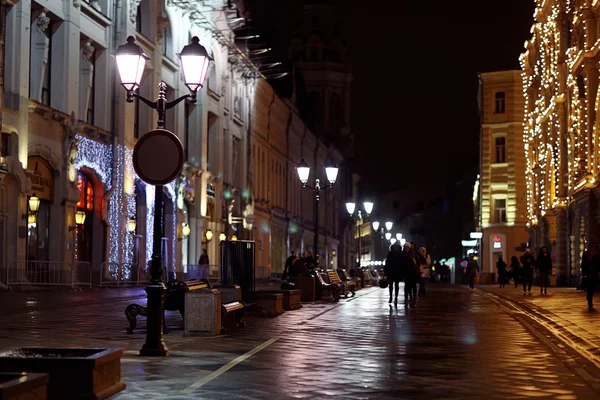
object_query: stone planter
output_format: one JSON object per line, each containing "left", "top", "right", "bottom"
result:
{"left": 0, "top": 372, "right": 49, "bottom": 400}
{"left": 0, "top": 348, "right": 126, "bottom": 400}
{"left": 252, "top": 292, "right": 284, "bottom": 316}
{"left": 259, "top": 290, "right": 302, "bottom": 311}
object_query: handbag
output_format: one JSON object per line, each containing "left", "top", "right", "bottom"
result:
{"left": 379, "top": 278, "right": 389, "bottom": 289}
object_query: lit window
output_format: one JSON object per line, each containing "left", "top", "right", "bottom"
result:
{"left": 495, "top": 137, "right": 506, "bottom": 163}
{"left": 494, "top": 199, "right": 507, "bottom": 223}
{"left": 495, "top": 92, "right": 506, "bottom": 114}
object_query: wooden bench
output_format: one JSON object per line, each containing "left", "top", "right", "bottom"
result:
{"left": 337, "top": 269, "right": 362, "bottom": 290}
{"left": 125, "top": 279, "right": 211, "bottom": 334}
{"left": 328, "top": 270, "right": 355, "bottom": 298}
{"left": 315, "top": 271, "right": 340, "bottom": 302}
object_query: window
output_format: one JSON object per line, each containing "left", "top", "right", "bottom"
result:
{"left": 330, "top": 93, "right": 341, "bottom": 121}
{"left": 135, "top": 5, "right": 142, "bottom": 32}
{"left": 86, "top": 52, "right": 96, "bottom": 124}
{"left": 1, "top": 133, "right": 11, "bottom": 157}
{"left": 495, "top": 136, "right": 506, "bottom": 163}
{"left": 494, "top": 199, "right": 507, "bottom": 223}
{"left": 495, "top": 91, "right": 505, "bottom": 113}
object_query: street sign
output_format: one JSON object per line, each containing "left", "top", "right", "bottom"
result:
{"left": 133, "top": 129, "right": 184, "bottom": 185}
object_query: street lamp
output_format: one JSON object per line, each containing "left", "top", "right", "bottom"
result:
{"left": 372, "top": 221, "right": 380, "bottom": 231}
{"left": 127, "top": 218, "right": 137, "bottom": 233}
{"left": 296, "top": 158, "right": 338, "bottom": 268}
{"left": 396, "top": 233, "right": 402, "bottom": 241}
{"left": 385, "top": 221, "right": 393, "bottom": 231}
{"left": 346, "top": 200, "right": 374, "bottom": 269}
{"left": 385, "top": 232, "right": 392, "bottom": 241}
{"left": 115, "top": 35, "right": 210, "bottom": 357}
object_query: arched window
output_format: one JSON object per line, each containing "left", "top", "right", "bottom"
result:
{"left": 135, "top": 0, "right": 152, "bottom": 39}
{"left": 330, "top": 93, "right": 341, "bottom": 122}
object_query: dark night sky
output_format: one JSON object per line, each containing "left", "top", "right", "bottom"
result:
{"left": 244, "top": 0, "right": 536, "bottom": 196}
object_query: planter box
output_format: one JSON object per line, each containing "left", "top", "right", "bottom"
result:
{"left": 0, "top": 348, "right": 126, "bottom": 400}
{"left": 253, "top": 292, "right": 284, "bottom": 316}
{"left": 259, "top": 290, "right": 302, "bottom": 311}
{"left": 0, "top": 372, "right": 49, "bottom": 400}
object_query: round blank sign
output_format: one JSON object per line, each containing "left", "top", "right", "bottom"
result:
{"left": 133, "top": 129, "right": 184, "bottom": 185}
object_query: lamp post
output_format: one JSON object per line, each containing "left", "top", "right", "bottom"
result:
{"left": 115, "top": 35, "right": 210, "bottom": 357}
{"left": 296, "top": 158, "right": 338, "bottom": 268}
{"left": 345, "top": 201, "right": 374, "bottom": 268}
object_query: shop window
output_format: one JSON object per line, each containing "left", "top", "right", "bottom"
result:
{"left": 75, "top": 172, "right": 94, "bottom": 262}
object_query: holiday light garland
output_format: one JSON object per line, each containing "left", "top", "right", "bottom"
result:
{"left": 75, "top": 135, "right": 179, "bottom": 280}
{"left": 519, "top": 0, "right": 599, "bottom": 227}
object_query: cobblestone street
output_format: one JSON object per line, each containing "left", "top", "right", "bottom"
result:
{"left": 2, "top": 284, "right": 600, "bottom": 399}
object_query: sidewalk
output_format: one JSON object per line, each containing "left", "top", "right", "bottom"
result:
{"left": 477, "top": 284, "right": 600, "bottom": 370}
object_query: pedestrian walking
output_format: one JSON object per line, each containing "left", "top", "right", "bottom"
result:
{"left": 536, "top": 246, "right": 552, "bottom": 295}
{"left": 198, "top": 249, "right": 209, "bottom": 279}
{"left": 418, "top": 247, "right": 431, "bottom": 296}
{"left": 384, "top": 242, "right": 404, "bottom": 305}
{"left": 404, "top": 242, "right": 418, "bottom": 304}
{"left": 466, "top": 255, "right": 478, "bottom": 289}
{"left": 509, "top": 256, "right": 521, "bottom": 287}
{"left": 496, "top": 257, "right": 507, "bottom": 288}
{"left": 520, "top": 249, "right": 535, "bottom": 295}
{"left": 582, "top": 243, "right": 600, "bottom": 309}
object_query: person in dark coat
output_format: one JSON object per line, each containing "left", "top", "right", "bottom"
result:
{"left": 384, "top": 242, "right": 404, "bottom": 305}
{"left": 520, "top": 249, "right": 536, "bottom": 295}
{"left": 536, "top": 246, "right": 552, "bottom": 295}
{"left": 496, "top": 257, "right": 507, "bottom": 288}
{"left": 509, "top": 256, "right": 521, "bottom": 287}
{"left": 582, "top": 242, "right": 600, "bottom": 308}
{"left": 404, "top": 243, "right": 419, "bottom": 304}
{"left": 465, "top": 255, "right": 479, "bottom": 289}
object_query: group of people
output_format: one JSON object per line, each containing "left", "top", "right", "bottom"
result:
{"left": 495, "top": 247, "right": 553, "bottom": 295}
{"left": 383, "top": 241, "right": 431, "bottom": 306}
{"left": 282, "top": 251, "right": 317, "bottom": 280}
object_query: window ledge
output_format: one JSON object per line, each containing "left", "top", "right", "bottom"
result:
{"left": 162, "top": 56, "right": 178, "bottom": 72}
{"left": 81, "top": 2, "right": 112, "bottom": 26}
{"left": 491, "top": 162, "right": 509, "bottom": 167}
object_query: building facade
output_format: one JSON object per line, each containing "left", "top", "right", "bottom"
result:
{"left": 0, "top": 0, "right": 346, "bottom": 287}
{"left": 479, "top": 71, "right": 528, "bottom": 281}
{"left": 520, "top": 0, "right": 600, "bottom": 286}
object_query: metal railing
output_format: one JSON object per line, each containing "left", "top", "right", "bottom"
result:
{"left": 5, "top": 260, "right": 92, "bottom": 290}
{"left": 99, "top": 262, "right": 144, "bottom": 287}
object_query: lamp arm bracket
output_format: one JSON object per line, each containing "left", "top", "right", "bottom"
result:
{"left": 301, "top": 184, "right": 315, "bottom": 191}
{"left": 129, "top": 91, "right": 158, "bottom": 109}
{"left": 166, "top": 93, "right": 195, "bottom": 110}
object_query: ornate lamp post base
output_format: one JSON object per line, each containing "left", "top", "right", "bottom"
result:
{"left": 139, "top": 282, "right": 168, "bottom": 356}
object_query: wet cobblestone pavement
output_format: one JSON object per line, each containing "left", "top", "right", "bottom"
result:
{"left": 1, "top": 284, "right": 600, "bottom": 399}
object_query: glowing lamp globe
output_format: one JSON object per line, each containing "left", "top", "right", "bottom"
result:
{"left": 385, "top": 232, "right": 392, "bottom": 241}
{"left": 345, "top": 202, "right": 356, "bottom": 216}
{"left": 296, "top": 159, "right": 310, "bottom": 185}
{"left": 363, "top": 201, "right": 374, "bottom": 215}
{"left": 115, "top": 36, "right": 148, "bottom": 92}
{"left": 205, "top": 229, "right": 214, "bottom": 242}
{"left": 385, "top": 221, "right": 393, "bottom": 231}
{"left": 28, "top": 194, "right": 41, "bottom": 213}
{"left": 75, "top": 210, "right": 86, "bottom": 225}
{"left": 324, "top": 159, "right": 339, "bottom": 185}
{"left": 372, "top": 221, "right": 380, "bottom": 231}
{"left": 182, "top": 223, "right": 191, "bottom": 237}
{"left": 127, "top": 218, "right": 137, "bottom": 233}
{"left": 178, "top": 36, "right": 211, "bottom": 93}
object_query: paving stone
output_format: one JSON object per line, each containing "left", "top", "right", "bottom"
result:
{"left": 1, "top": 285, "right": 599, "bottom": 398}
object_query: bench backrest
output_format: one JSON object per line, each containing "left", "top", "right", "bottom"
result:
{"left": 337, "top": 269, "right": 350, "bottom": 281}
{"left": 182, "top": 279, "right": 211, "bottom": 291}
{"left": 328, "top": 271, "right": 343, "bottom": 284}
{"left": 315, "top": 272, "right": 330, "bottom": 286}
